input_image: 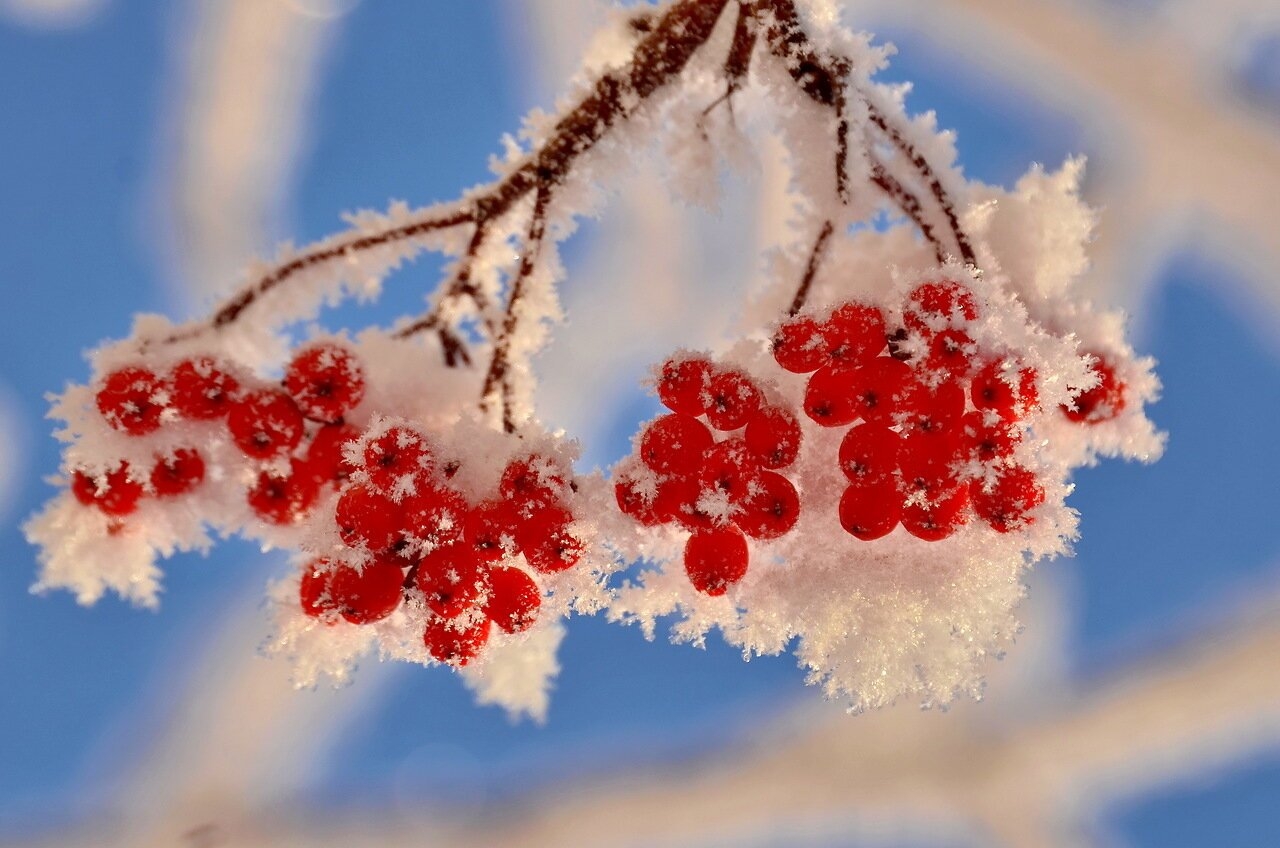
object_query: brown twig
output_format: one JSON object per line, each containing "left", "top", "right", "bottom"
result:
{"left": 787, "top": 220, "right": 834, "bottom": 316}
{"left": 868, "top": 160, "right": 948, "bottom": 264}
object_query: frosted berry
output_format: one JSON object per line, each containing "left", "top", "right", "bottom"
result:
{"left": 743, "top": 406, "right": 801, "bottom": 469}
{"left": 972, "top": 360, "right": 1038, "bottom": 420}
{"left": 838, "top": 478, "right": 901, "bottom": 541}
{"left": 824, "top": 302, "right": 886, "bottom": 365}
{"left": 517, "top": 505, "right": 584, "bottom": 574}
{"left": 898, "top": 379, "right": 966, "bottom": 441}
{"left": 697, "top": 438, "right": 762, "bottom": 508}
{"left": 772, "top": 316, "right": 828, "bottom": 373}
{"left": 247, "top": 462, "right": 321, "bottom": 525}
{"left": 71, "top": 464, "right": 144, "bottom": 516}
{"left": 615, "top": 473, "right": 664, "bottom": 527}
{"left": 705, "top": 369, "right": 762, "bottom": 431}
{"left": 500, "top": 455, "right": 566, "bottom": 511}
{"left": 170, "top": 357, "right": 240, "bottom": 420}
{"left": 405, "top": 485, "right": 469, "bottom": 550}
{"left": 464, "top": 500, "right": 517, "bottom": 563}
{"left": 899, "top": 436, "right": 963, "bottom": 501}
{"left": 303, "top": 423, "right": 359, "bottom": 486}
{"left": 924, "top": 329, "right": 975, "bottom": 380}
{"left": 414, "top": 544, "right": 489, "bottom": 618}
{"left": 848, "top": 357, "right": 912, "bottom": 423}
{"left": 962, "top": 410, "right": 1020, "bottom": 464}
{"left": 150, "top": 448, "right": 205, "bottom": 497}
{"left": 803, "top": 366, "right": 861, "bottom": 427}
{"left": 423, "top": 615, "right": 491, "bottom": 667}
{"left": 972, "top": 465, "right": 1044, "bottom": 533}
{"left": 336, "top": 484, "right": 402, "bottom": 552}
{"left": 660, "top": 473, "right": 716, "bottom": 531}
{"left": 96, "top": 367, "right": 168, "bottom": 435}
{"left": 227, "top": 389, "right": 304, "bottom": 459}
{"left": 901, "top": 486, "right": 969, "bottom": 542}
{"left": 640, "top": 414, "right": 714, "bottom": 475}
{"left": 1062, "top": 354, "right": 1125, "bottom": 423}
{"left": 284, "top": 342, "right": 365, "bottom": 423}
{"left": 299, "top": 559, "right": 335, "bottom": 619}
{"left": 683, "top": 525, "right": 749, "bottom": 596}
{"left": 904, "top": 280, "right": 978, "bottom": 336}
{"left": 483, "top": 565, "right": 541, "bottom": 633}
{"left": 328, "top": 556, "right": 405, "bottom": 624}
{"left": 657, "top": 356, "right": 712, "bottom": 416}
{"left": 363, "top": 426, "right": 432, "bottom": 493}
{"left": 736, "top": 471, "right": 800, "bottom": 540}
{"left": 838, "top": 424, "right": 900, "bottom": 486}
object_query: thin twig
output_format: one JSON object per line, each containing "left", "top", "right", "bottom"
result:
{"left": 788, "top": 220, "right": 834, "bottom": 316}
{"left": 869, "top": 161, "right": 948, "bottom": 264}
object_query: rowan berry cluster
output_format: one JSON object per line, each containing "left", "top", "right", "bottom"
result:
{"left": 614, "top": 356, "right": 802, "bottom": 595}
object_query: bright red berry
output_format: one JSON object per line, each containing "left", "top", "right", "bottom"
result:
{"left": 299, "top": 559, "right": 336, "bottom": 619}
{"left": 962, "top": 410, "right": 1020, "bottom": 464}
{"left": 899, "top": 435, "right": 963, "bottom": 502}
{"left": 657, "top": 356, "right": 713, "bottom": 416}
{"left": 660, "top": 473, "right": 717, "bottom": 531}
{"left": 404, "top": 485, "right": 469, "bottom": 550}
{"left": 170, "top": 357, "right": 240, "bottom": 420}
{"left": 483, "top": 565, "right": 541, "bottom": 633}
{"left": 247, "top": 461, "right": 321, "bottom": 525}
{"left": 904, "top": 280, "right": 979, "bottom": 336}
{"left": 899, "top": 379, "right": 966, "bottom": 441}
{"left": 743, "top": 406, "right": 801, "bottom": 469}
{"left": 838, "top": 478, "right": 901, "bottom": 541}
{"left": 924, "top": 329, "right": 976, "bottom": 380}
{"left": 414, "top": 544, "right": 489, "bottom": 618}
{"left": 500, "top": 455, "right": 567, "bottom": 511}
{"left": 464, "top": 500, "right": 517, "bottom": 564}
{"left": 839, "top": 424, "right": 900, "bottom": 486}
{"left": 227, "top": 389, "right": 304, "bottom": 459}
{"left": 1062, "top": 354, "right": 1125, "bottom": 424}
{"left": 335, "top": 484, "right": 402, "bottom": 551}
{"left": 303, "top": 423, "right": 360, "bottom": 486}
{"left": 284, "top": 342, "right": 365, "bottom": 423}
{"left": 772, "top": 316, "right": 829, "bottom": 373}
{"left": 517, "top": 505, "right": 584, "bottom": 574}
{"left": 328, "top": 555, "right": 405, "bottom": 624}
{"left": 824, "top": 302, "right": 887, "bottom": 365}
{"left": 972, "top": 360, "right": 1038, "bottom": 420}
{"left": 614, "top": 473, "right": 664, "bottom": 527}
{"left": 803, "top": 365, "right": 862, "bottom": 427}
{"left": 736, "top": 471, "right": 800, "bottom": 540}
{"left": 971, "top": 465, "right": 1044, "bottom": 533}
{"left": 697, "top": 438, "right": 763, "bottom": 508}
{"left": 423, "top": 615, "right": 491, "bottom": 666}
{"left": 71, "top": 463, "right": 144, "bottom": 516}
{"left": 848, "top": 357, "right": 912, "bottom": 423}
{"left": 901, "top": 486, "right": 969, "bottom": 542}
{"left": 362, "top": 426, "right": 432, "bottom": 493}
{"left": 683, "top": 526, "right": 749, "bottom": 596}
{"left": 705, "top": 369, "right": 762, "bottom": 431}
{"left": 150, "top": 448, "right": 205, "bottom": 496}
{"left": 640, "top": 414, "right": 714, "bottom": 475}
{"left": 96, "top": 367, "right": 169, "bottom": 435}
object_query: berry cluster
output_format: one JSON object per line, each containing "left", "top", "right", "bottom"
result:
{"left": 615, "top": 356, "right": 802, "bottom": 596}
{"left": 775, "top": 280, "right": 1049, "bottom": 541}
{"left": 304, "top": 429, "right": 580, "bottom": 667}
{"left": 77, "top": 342, "right": 365, "bottom": 525}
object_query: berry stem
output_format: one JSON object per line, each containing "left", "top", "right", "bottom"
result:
{"left": 787, "top": 220, "right": 834, "bottom": 317}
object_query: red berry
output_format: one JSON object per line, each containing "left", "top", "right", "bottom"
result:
{"left": 924, "top": 329, "right": 976, "bottom": 380}
{"left": 303, "top": 423, "right": 360, "bottom": 486}
{"left": 824, "top": 302, "right": 887, "bottom": 365}
{"left": 838, "top": 478, "right": 901, "bottom": 541}
{"left": 803, "top": 365, "right": 861, "bottom": 427}
{"left": 150, "top": 448, "right": 205, "bottom": 496}
{"left": 247, "top": 462, "right": 321, "bottom": 525}
{"left": 464, "top": 500, "right": 517, "bottom": 563}
{"left": 904, "top": 280, "right": 979, "bottom": 336}
{"left": 659, "top": 473, "right": 716, "bottom": 531}
{"left": 640, "top": 414, "right": 714, "bottom": 475}
{"left": 335, "top": 484, "right": 402, "bottom": 552}
{"left": 363, "top": 426, "right": 432, "bottom": 493}
{"left": 772, "top": 316, "right": 829, "bottom": 373}
{"left": 414, "top": 544, "right": 489, "bottom": 618}
{"left": 901, "top": 485, "right": 969, "bottom": 542}
{"left": 284, "top": 342, "right": 365, "bottom": 423}
{"left": 615, "top": 473, "right": 664, "bottom": 527}
{"left": 972, "top": 360, "right": 1038, "bottom": 420}
{"left": 483, "top": 565, "right": 541, "bottom": 633}
{"left": 683, "top": 526, "right": 749, "bottom": 596}
{"left": 899, "top": 379, "right": 966, "bottom": 441}
{"left": 657, "top": 356, "right": 712, "bottom": 416}
{"left": 328, "top": 555, "right": 405, "bottom": 624}
{"left": 736, "top": 471, "right": 800, "bottom": 540}
{"left": 71, "top": 464, "right": 144, "bottom": 516}
{"left": 848, "top": 357, "right": 912, "bottom": 423}
{"left": 705, "top": 370, "right": 762, "bottom": 431}
{"left": 170, "top": 357, "right": 240, "bottom": 420}
{"left": 971, "top": 465, "right": 1044, "bottom": 533}
{"left": 839, "top": 424, "right": 900, "bottom": 486}
{"left": 500, "top": 455, "right": 567, "bottom": 512}
{"left": 404, "top": 485, "right": 469, "bottom": 550}
{"left": 299, "top": 559, "right": 336, "bottom": 619}
{"left": 227, "top": 389, "right": 304, "bottom": 459}
{"left": 96, "top": 367, "right": 169, "bottom": 435}
{"left": 423, "top": 615, "right": 491, "bottom": 666}
{"left": 697, "top": 438, "right": 762, "bottom": 508}
{"left": 1062, "top": 354, "right": 1125, "bottom": 424}
{"left": 517, "top": 505, "right": 584, "bottom": 574}
{"left": 743, "top": 406, "right": 801, "bottom": 469}
{"left": 962, "top": 410, "right": 1020, "bottom": 464}
{"left": 899, "top": 434, "right": 963, "bottom": 501}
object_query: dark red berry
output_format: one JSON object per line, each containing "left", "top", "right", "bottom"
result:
{"left": 414, "top": 544, "right": 489, "bottom": 618}
{"left": 517, "top": 505, "right": 584, "bottom": 574}
{"left": 284, "top": 342, "right": 365, "bottom": 423}
{"left": 824, "top": 302, "right": 887, "bottom": 365}
{"left": 803, "top": 365, "right": 861, "bottom": 427}
{"left": 328, "top": 555, "right": 404, "bottom": 624}
{"left": 904, "top": 280, "right": 979, "bottom": 336}
{"left": 901, "top": 485, "right": 969, "bottom": 542}
{"left": 423, "top": 615, "right": 491, "bottom": 666}
{"left": 743, "top": 406, "right": 801, "bottom": 469}
{"left": 303, "top": 423, "right": 360, "bottom": 486}
{"left": 736, "top": 471, "right": 800, "bottom": 540}
{"left": 657, "top": 356, "right": 712, "bottom": 416}
{"left": 971, "top": 465, "right": 1044, "bottom": 533}
{"left": 335, "top": 484, "right": 402, "bottom": 551}
{"left": 150, "top": 448, "right": 205, "bottom": 496}
{"left": 772, "top": 316, "right": 829, "bottom": 373}
{"left": 227, "top": 389, "right": 304, "bottom": 459}
{"left": 96, "top": 367, "right": 169, "bottom": 435}
{"left": 1062, "top": 354, "right": 1125, "bottom": 424}
{"left": 71, "top": 464, "right": 144, "bottom": 516}
{"left": 247, "top": 461, "right": 321, "bottom": 525}
{"left": 363, "top": 426, "right": 432, "bottom": 493}
{"left": 640, "top": 414, "right": 714, "bottom": 475}
{"left": 170, "top": 357, "right": 240, "bottom": 420}
{"left": 848, "top": 357, "right": 912, "bottom": 423}
{"left": 705, "top": 370, "right": 762, "bottom": 431}
{"left": 972, "top": 360, "right": 1038, "bottom": 420}
{"left": 483, "top": 565, "right": 541, "bottom": 633}
{"left": 684, "top": 526, "right": 749, "bottom": 595}
{"left": 839, "top": 424, "right": 900, "bottom": 486}
{"left": 838, "top": 478, "right": 901, "bottom": 541}
{"left": 697, "top": 438, "right": 762, "bottom": 508}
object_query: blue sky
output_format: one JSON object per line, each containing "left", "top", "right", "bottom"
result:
{"left": 1, "top": 2, "right": 1278, "bottom": 845}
